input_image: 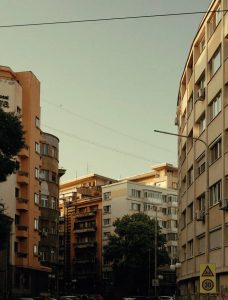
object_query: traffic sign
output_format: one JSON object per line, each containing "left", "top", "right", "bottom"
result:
{"left": 200, "top": 264, "right": 216, "bottom": 294}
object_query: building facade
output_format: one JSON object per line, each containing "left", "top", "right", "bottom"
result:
{"left": 101, "top": 180, "right": 178, "bottom": 281}
{"left": 0, "top": 66, "right": 62, "bottom": 298}
{"left": 59, "top": 174, "right": 116, "bottom": 294}
{"left": 176, "top": 0, "right": 228, "bottom": 296}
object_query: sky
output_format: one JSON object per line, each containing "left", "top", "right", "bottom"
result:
{"left": 0, "top": 0, "right": 212, "bottom": 182}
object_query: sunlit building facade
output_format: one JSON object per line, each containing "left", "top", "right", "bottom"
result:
{"left": 176, "top": 0, "right": 228, "bottom": 296}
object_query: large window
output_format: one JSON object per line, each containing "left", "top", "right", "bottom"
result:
{"left": 132, "top": 189, "right": 141, "bottom": 198}
{"left": 209, "top": 92, "right": 221, "bottom": 121}
{"left": 210, "top": 139, "right": 221, "bottom": 163}
{"left": 209, "top": 180, "right": 222, "bottom": 206}
{"left": 103, "top": 218, "right": 110, "bottom": 226}
{"left": 187, "top": 240, "right": 194, "bottom": 259}
{"left": 41, "top": 143, "right": 49, "bottom": 156}
{"left": 103, "top": 205, "right": 111, "bottom": 213}
{"left": 210, "top": 228, "right": 222, "bottom": 250}
{"left": 39, "top": 169, "right": 49, "bottom": 181}
{"left": 210, "top": 48, "right": 221, "bottom": 77}
{"left": 131, "top": 203, "right": 141, "bottom": 211}
{"left": 196, "top": 154, "right": 206, "bottom": 177}
{"left": 40, "top": 194, "right": 48, "bottom": 207}
{"left": 34, "top": 218, "right": 39, "bottom": 230}
{"left": 187, "top": 166, "right": 194, "bottom": 187}
{"left": 197, "top": 235, "right": 205, "bottom": 255}
{"left": 103, "top": 192, "right": 111, "bottom": 200}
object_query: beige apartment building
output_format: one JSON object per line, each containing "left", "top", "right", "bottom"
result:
{"left": 176, "top": 0, "right": 228, "bottom": 296}
{"left": 102, "top": 164, "right": 178, "bottom": 285}
{"left": 0, "top": 66, "right": 62, "bottom": 298}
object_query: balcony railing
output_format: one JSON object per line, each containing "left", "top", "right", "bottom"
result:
{"left": 16, "top": 224, "right": 28, "bottom": 238}
{"left": 17, "top": 171, "right": 29, "bottom": 184}
{"left": 16, "top": 197, "right": 29, "bottom": 211}
{"left": 74, "top": 226, "right": 97, "bottom": 233}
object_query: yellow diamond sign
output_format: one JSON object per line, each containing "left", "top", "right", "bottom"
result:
{"left": 200, "top": 264, "right": 216, "bottom": 294}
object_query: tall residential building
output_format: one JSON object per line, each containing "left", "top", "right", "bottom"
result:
{"left": 176, "top": 0, "right": 228, "bottom": 296}
{"left": 0, "top": 66, "right": 62, "bottom": 298}
{"left": 101, "top": 164, "right": 178, "bottom": 290}
{"left": 59, "top": 174, "right": 116, "bottom": 294}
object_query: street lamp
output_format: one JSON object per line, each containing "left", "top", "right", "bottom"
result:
{"left": 154, "top": 129, "right": 210, "bottom": 263}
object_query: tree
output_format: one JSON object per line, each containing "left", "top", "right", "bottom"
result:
{"left": 103, "top": 213, "right": 170, "bottom": 295}
{"left": 0, "top": 108, "right": 25, "bottom": 182}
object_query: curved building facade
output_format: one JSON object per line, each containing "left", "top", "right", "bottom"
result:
{"left": 176, "top": 0, "right": 228, "bottom": 296}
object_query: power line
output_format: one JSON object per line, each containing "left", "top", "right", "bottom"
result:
{"left": 43, "top": 99, "right": 175, "bottom": 153}
{"left": 43, "top": 123, "right": 162, "bottom": 164}
{"left": 0, "top": 10, "right": 227, "bottom": 28}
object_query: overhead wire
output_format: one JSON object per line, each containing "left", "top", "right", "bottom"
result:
{"left": 0, "top": 10, "right": 227, "bottom": 28}
{"left": 43, "top": 99, "right": 176, "bottom": 154}
{"left": 42, "top": 124, "right": 162, "bottom": 164}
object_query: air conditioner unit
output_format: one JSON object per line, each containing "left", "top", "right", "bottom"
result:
{"left": 197, "top": 88, "right": 205, "bottom": 101}
{"left": 195, "top": 210, "right": 205, "bottom": 221}
{"left": 219, "top": 199, "right": 228, "bottom": 210}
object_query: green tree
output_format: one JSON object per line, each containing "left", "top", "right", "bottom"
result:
{"left": 0, "top": 108, "right": 25, "bottom": 182}
{"left": 103, "top": 213, "right": 170, "bottom": 295}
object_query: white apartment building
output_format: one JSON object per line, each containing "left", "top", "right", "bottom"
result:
{"left": 102, "top": 180, "right": 178, "bottom": 277}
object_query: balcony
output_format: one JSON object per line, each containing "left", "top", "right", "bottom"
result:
{"left": 74, "top": 226, "right": 97, "bottom": 233}
{"left": 77, "top": 186, "right": 101, "bottom": 197}
{"left": 18, "top": 145, "right": 29, "bottom": 158}
{"left": 17, "top": 171, "right": 29, "bottom": 185}
{"left": 16, "top": 198, "right": 29, "bottom": 211}
{"left": 75, "top": 241, "right": 97, "bottom": 249}
{"left": 16, "top": 225, "right": 28, "bottom": 239}
{"left": 76, "top": 211, "right": 96, "bottom": 219}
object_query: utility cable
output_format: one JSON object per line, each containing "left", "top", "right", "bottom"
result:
{"left": 43, "top": 99, "right": 175, "bottom": 153}
{"left": 43, "top": 123, "right": 162, "bottom": 164}
{"left": 0, "top": 10, "right": 227, "bottom": 28}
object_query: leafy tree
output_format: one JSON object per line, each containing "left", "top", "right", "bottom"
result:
{"left": 0, "top": 108, "right": 25, "bottom": 182}
{"left": 103, "top": 213, "right": 170, "bottom": 295}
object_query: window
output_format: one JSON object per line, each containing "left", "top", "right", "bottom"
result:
{"left": 34, "top": 218, "right": 39, "bottom": 230}
{"left": 40, "top": 194, "right": 48, "bottom": 207}
{"left": 187, "top": 95, "right": 193, "bottom": 116}
{"left": 187, "top": 166, "right": 194, "bottom": 186}
{"left": 181, "top": 245, "right": 186, "bottom": 261}
{"left": 209, "top": 92, "right": 221, "bottom": 121}
{"left": 199, "top": 35, "right": 206, "bottom": 54}
{"left": 33, "top": 244, "right": 38, "bottom": 256}
{"left": 197, "top": 194, "right": 206, "bottom": 211}
{"left": 131, "top": 189, "right": 141, "bottom": 198}
{"left": 35, "top": 117, "right": 40, "bottom": 128}
{"left": 210, "top": 139, "right": 221, "bottom": 163}
{"left": 210, "top": 228, "right": 222, "bottom": 250}
{"left": 210, "top": 48, "right": 221, "bottom": 77}
{"left": 34, "top": 193, "right": 39, "bottom": 204}
{"left": 198, "top": 113, "right": 206, "bottom": 135}
{"left": 208, "top": 5, "right": 222, "bottom": 38}
{"left": 35, "top": 168, "right": 39, "bottom": 179}
{"left": 51, "top": 172, "right": 57, "bottom": 183}
{"left": 41, "top": 143, "right": 49, "bottom": 155}
{"left": 131, "top": 203, "right": 141, "bottom": 211}
{"left": 50, "top": 146, "right": 58, "bottom": 159}
{"left": 39, "top": 169, "right": 49, "bottom": 181}
{"left": 51, "top": 197, "right": 57, "bottom": 209}
{"left": 103, "top": 205, "right": 111, "bottom": 213}
{"left": 196, "top": 154, "right": 206, "bottom": 177}
{"left": 209, "top": 180, "right": 222, "bottom": 206}
{"left": 181, "top": 143, "right": 186, "bottom": 164}
{"left": 144, "top": 190, "right": 162, "bottom": 199}
{"left": 187, "top": 130, "right": 193, "bottom": 150}
{"left": 35, "top": 142, "right": 40, "bottom": 154}
{"left": 197, "top": 235, "right": 205, "bottom": 254}
{"left": 187, "top": 240, "right": 194, "bottom": 258}
{"left": 187, "top": 203, "right": 194, "bottom": 223}
{"left": 181, "top": 210, "right": 186, "bottom": 229}
{"left": 103, "top": 218, "right": 110, "bottom": 226}
{"left": 103, "top": 192, "right": 111, "bottom": 201}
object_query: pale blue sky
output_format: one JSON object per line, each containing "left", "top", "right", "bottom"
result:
{"left": 0, "top": 0, "right": 212, "bottom": 181}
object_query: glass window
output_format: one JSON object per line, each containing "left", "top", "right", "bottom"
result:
{"left": 35, "top": 142, "right": 40, "bottom": 154}
{"left": 131, "top": 203, "right": 141, "bottom": 211}
{"left": 34, "top": 193, "right": 39, "bottom": 204}
{"left": 196, "top": 153, "right": 206, "bottom": 177}
{"left": 210, "top": 48, "right": 221, "bottom": 77}
{"left": 210, "top": 228, "right": 222, "bottom": 250}
{"left": 35, "top": 168, "right": 39, "bottom": 179}
{"left": 51, "top": 197, "right": 57, "bottom": 209}
{"left": 198, "top": 113, "right": 206, "bottom": 135}
{"left": 187, "top": 240, "right": 194, "bottom": 258}
{"left": 199, "top": 35, "right": 206, "bottom": 54}
{"left": 103, "top": 205, "right": 111, "bottom": 213}
{"left": 40, "top": 169, "right": 49, "bottom": 181}
{"left": 210, "top": 139, "right": 221, "bottom": 163}
{"left": 35, "top": 117, "right": 40, "bottom": 128}
{"left": 197, "top": 235, "right": 205, "bottom": 255}
{"left": 209, "top": 92, "right": 221, "bottom": 121}
{"left": 41, "top": 143, "right": 49, "bottom": 155}
{"left": 33, "top": 244, "right": 38, "bottom": 256}
{"left": 187, "top": 166, "right": 194, "bottom": 186}
{"left": 103, "top": 192, "right": 111, "bottom": 200}
{"left": 209, "top": 180, "right": 222, "bottom": 206}
{"left": 131, "top": 189, "right": 141, "bottom": 198}
{"left": 103, "top": 218, "right": 110, "bottom": 226}
{"left": 40, "top": 194, "right": 48, "bottom": 207}
{"left": 34, "top": 218, "right": 39, "bottom": 230}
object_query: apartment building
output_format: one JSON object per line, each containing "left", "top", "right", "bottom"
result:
{"left": 176, "top": 0, "right": 228, "bottom": 296}
{"left": 59, "top": 174, "right": 116, "bottom": 294}
{"left": 102, "top": 164, "right": 178, "bottom": 282}
{"left": 0, "top": 66, "right": 61, "bottom": 298}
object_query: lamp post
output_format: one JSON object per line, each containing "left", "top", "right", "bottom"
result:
{"left": 154, "top": 130, "right": 210, "bottom": 264}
